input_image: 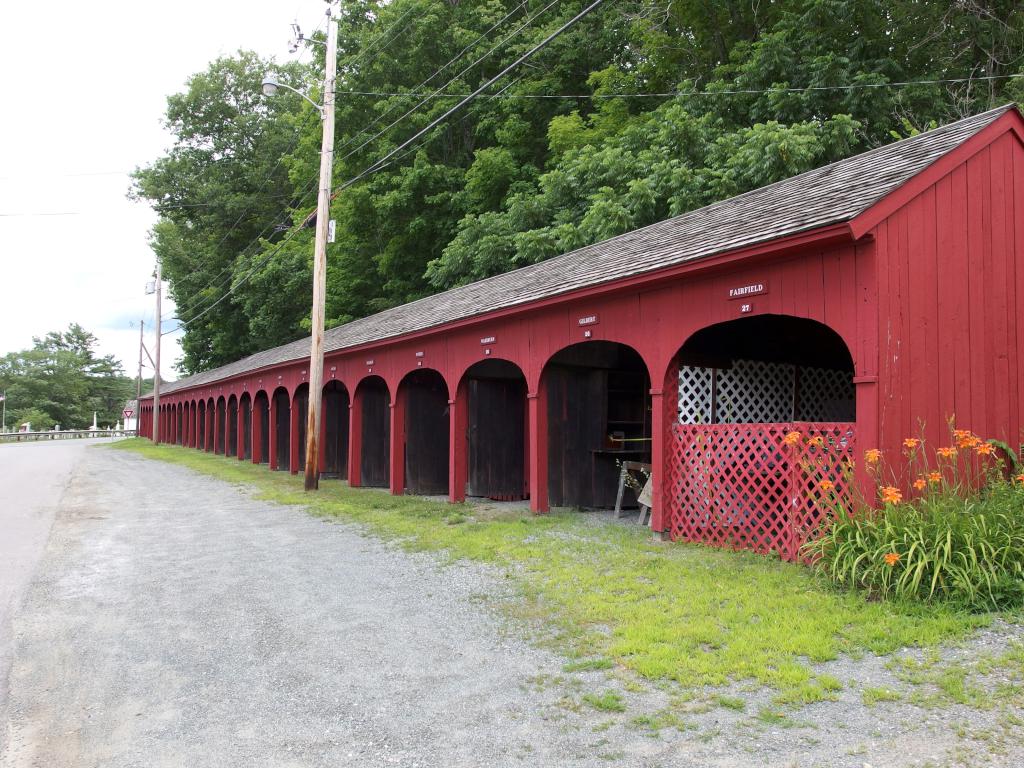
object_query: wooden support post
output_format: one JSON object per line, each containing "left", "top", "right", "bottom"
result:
{"left": 649, "top": 389, "right": 666, "bottom": 533}
{"left": 448, "top": 389, "right": 467, "bottom": 503}
{"left": 252, "top": 401, "right": 263, "bottom": 464}
{"left": 853, "top": 376, "right": 878, "bottom": 504}
{"left": 389, "top": 396, "right": 405, "bottom": 496}
{"left": 651, "top": 358, "right": 678, "bottom": 534}
{"left": 236, "top": 402, "right": 245, "bottom": 460}
{"left": 206, "top": 404, "right": 214, "bottom": 452}
{"left": 318, "top": 394, "right": 328, "bottom": 476}
{"left": 268, "top": 397, "right": 279, "bottom": 470}
{"left": 528, "top": 388, "right": 549, "bottom": 514}
{"left": 214, "top": 403, "right": 222, "bottom": 454}
{"left": 348, "top": 395, "right": 362, "bottom": 487}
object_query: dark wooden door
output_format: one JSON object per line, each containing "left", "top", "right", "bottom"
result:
{"left": 227, "top": 402, "right": 238, "bottom": 456}
{"left": 360, "top": 384, "right": 390, "bottom": 487}
{"left": 405, "top": 381, "right": 449, "bottom": 494}
{"left": 323, "top": 388, "right": 349, "bottom": 478}
{"left": 295, "top": 390, "right": 308, "bottom": 471}
{"left": 468, "top": 378, "right": 525, "bottom": 499}
{"left": 274, "top": 393, "right": 290, "bottom": 469}
{"left": 241, "top": 400, "right": 252, "bottom": 460}
{"left": 546, "top": 367, "right": 604, "bottom": 508}
{"left": 258, "top": 402, "right": 270, "bottom": 463}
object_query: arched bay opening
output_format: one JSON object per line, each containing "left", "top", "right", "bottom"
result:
{"left": 542, "top": 341, "right": 651, "bottom": 509}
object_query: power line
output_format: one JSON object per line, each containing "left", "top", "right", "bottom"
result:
{"left": 9, "top": 73, "right": 1019, "bottom": 220}
{"left": 0, "top": 170, "right": 130, "bottom": 181}
{"left": 330, "top": 0, "right": 549, "bottom": 166}
{"left": 338, "top": 0, "right": 609, "bottom": 193}
{"left": 327, "top": 71, "right": 1024, "bottom": 99}
{"left": 165, "top": 4, "right": 424, "bottom": 327}
{"left": 170, "top": 0, "right": 604, "bottom": 334}
{"left": 161, "top": 223, "right": 308, "bottom": 335}
{"left": 323, "top": 0, "right": 530, "bottom": 171}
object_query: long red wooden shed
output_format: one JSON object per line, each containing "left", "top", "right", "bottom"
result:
{"left": 139, "top": 104, "right": 1024, "bottom": 559}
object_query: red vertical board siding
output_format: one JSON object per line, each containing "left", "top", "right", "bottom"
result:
{"left": 1012, "top": 141, "right": 1024, "bottom": 450}
{"left": 934, "top": 174, "right": 956, "bottom": 425}
{"left": 979, "top": 148, "right": 998, "bottom": 438}
{"left": 919, "top": 186, "right": 941, "bottom": 435}
{"left": 950, "top": 164, "right": 973, "bottom": 431}
{"left": 988, "top": 136, "right": 1012, "bottom": 442}
{"left": 873, "top": 218, "right": 891, "bottom": 449}
{"left": 875, "top": 130, "right": 1024, "bottom": 468}
{"left": 1002, "top": 137, "right": 1019, "bottom": 442}
{"left": 988, "top": 138, "right": 1009, "bottom": 440}
{"left": 966, "top": 152, "right": 987, "bottom": 433}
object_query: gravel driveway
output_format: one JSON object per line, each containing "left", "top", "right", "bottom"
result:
{"left": 2, "top": 446, "right": 1021, "bottom": 768}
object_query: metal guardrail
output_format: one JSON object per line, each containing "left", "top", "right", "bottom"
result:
{"left": 0, "top": 429, "right": 137, "bottom": 443}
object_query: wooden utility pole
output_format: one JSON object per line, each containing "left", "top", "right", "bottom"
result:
{"left": 304, "top": 3, "right": 338, "bottom": 491}
{"left": 152, "top": 261, "right": 162, "bottom": 445}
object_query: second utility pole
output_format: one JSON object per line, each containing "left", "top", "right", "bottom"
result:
{"left": 304, "top": 3, "right": 338, "bottom": 491}
{"left": 152, "top": 261, "right": 162, "bottom": 445}
{"left": 136, "top": 318, "right": 145, "bottom": 402}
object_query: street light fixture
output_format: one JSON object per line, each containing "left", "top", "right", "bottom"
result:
{"left": 262, "top": 3, "right": 338, "bottom": 491}
{"left": 261, "top": 74, "right": 325, "bottom": 116}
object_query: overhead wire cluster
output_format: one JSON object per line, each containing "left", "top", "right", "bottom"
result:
{"left": 167, "top": 0, "right": 582, "bottom": 334}
{"left": 163, "top": 2, "right": 482, "bottom": 332}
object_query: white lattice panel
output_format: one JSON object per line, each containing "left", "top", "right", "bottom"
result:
{"left": 678, "top": 365, "right": 714, "bottom": 423}
{"left": 796, "top": 366, "right": 855, "bottom": 422}
{"left": 716, "top": 359, "right": 795, "bottom": 423}
{"left": 678, "top": 358, "right": 853, "bottom": 424}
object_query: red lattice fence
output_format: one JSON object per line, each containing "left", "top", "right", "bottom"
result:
{"left": 665, "top": 423, "right": 856, "bottom": 561}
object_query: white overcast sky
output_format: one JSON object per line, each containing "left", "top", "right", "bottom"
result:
{"left": 0, "top": 1, "right": 331, "bottom": 383}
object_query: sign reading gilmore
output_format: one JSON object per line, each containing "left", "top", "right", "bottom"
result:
{"left": 728, "top": 282, "right": 767, "bottom": 300}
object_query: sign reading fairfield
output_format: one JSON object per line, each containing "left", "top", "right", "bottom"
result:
{"left": 727, "top": 282, "right": 767, "bottom": 300}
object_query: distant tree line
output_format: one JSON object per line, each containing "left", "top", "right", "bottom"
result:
{"left": 0, "top": 324, "right": 142, "bottom": 431}
{"left": 132, "top": 0, "right": 1024, "bottom": 375}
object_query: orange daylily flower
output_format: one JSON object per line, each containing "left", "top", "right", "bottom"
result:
{"left": 953, "top": 429, "right": 973, "bottom": 440}
{"left": 936, "top": 446, "right": 957, "bottom": 459}
{"left": 864, "top": 449, "right": 882, "bottom": 464}
{"left": 807, "top": 436, "right": 824, "bottom": 448}
{"left": 884, "top": 552, "right": 901, "bottom": 566}
{"left": 783, "top": 431, "right": 802, "bottom": 447}
{"left": 1015, "top": 473, "right": 1024, "bottom": 486}
{"left": 880, "top": 486, "right": 903, "bottom": 504}
{"left": 975, "top": 442, "right": 995, "bottom": 456}
{"left": 819, "top": 479, "right": 835, "bottom": 492}
{"left": 957, "top": 435, "right": 982, "bottom": 449}
{"left": 913, "top": 478, "right": 927, "bottom": 491}
{"left": 902, "top": 438, "right": 921, "bottom": 451}
{"left": 928, "top": 471, "right": 942, "bottom": 485}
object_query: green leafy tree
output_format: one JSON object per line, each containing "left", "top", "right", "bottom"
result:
{"left": 135, "top": 0, "right": 1024, "bottom": 372}
{"left": 131, "top": 52, "right": 315, "bottom": 373}
{"left": 0, "top": 325, "right": 135, "bottom": 430}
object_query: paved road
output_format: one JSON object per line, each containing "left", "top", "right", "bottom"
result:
{"left": 0, "top": 438, "right": 122, "bottom": 732}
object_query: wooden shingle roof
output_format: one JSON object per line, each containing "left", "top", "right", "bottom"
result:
{"left": 157, "top": 105, "right": 1014, "bottom": 395}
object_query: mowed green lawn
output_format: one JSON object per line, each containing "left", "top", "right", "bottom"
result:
{"left": 113, "top": 439, "right": 1002, "bottom": 705}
